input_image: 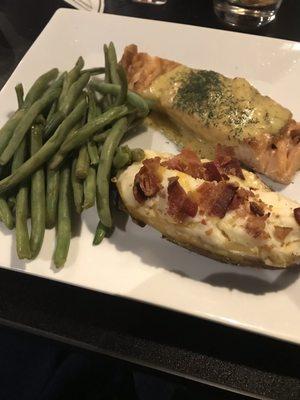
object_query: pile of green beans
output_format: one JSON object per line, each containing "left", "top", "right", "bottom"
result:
{"left": 0, "top": 42, "right": 149, "bottom": 268}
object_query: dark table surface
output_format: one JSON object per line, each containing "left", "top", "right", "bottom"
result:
{"left": 1, "top": 1, "right": 300, "bottom": 399}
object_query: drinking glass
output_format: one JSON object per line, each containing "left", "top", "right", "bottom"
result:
{"left": 213, "top": 0, "right": 283, "bottom": 29}
{"left": 132, "top": 0, "right": 167, "bottom": 4}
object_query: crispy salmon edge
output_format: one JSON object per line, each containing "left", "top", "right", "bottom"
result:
{"left": 120, "top": 44, "right": 179, "bottom": 91}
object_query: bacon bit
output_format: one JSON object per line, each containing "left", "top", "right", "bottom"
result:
{"left": 294, "top": 208, "right": 300, "bottom": 225}
{"left": 167, "top": 177, "right": 198, "bottom": 221}
{"left": 193, "top": 182, "right": 217, "bottom": 214}
{"left": 182, "top": 198, "right": 198, "bottom": 218}
{"left": 133, "top": 184, "right": 147, "bottom": 203}
{"left": 203, "top": 162, "right": 222, "bottom": 182}
{"left": 229, "top": 188, "right": 251, "bottom": 211}
{"left": 221, "top": 174, "right": 230, "bottom": 181}
{"left": 162, "top": 147, "right": 243, "bottom": 183}
{"left": 246, "top": 215, "right": 270, "bottom": 240}
{"left": 133, "top": 157, "right": 162, "bottom": 203}
{"left": 210, "top": 184, "right": 238, "bottom": 218}
{"left": 161, "top": 148, "right": 204, "bottom": 179}
{"left": 222, "top": 158, "right": 245, "bottom": 180}
{"left": 201, "top": 219, "right": 207, "bottom": 225}
{"left": 205, "top": 229, "right": 213, "bottom": 236}
{"left": 250, "top": 201, "right": 265, "bottom": 217}
{"left": 215, "top": 144, "right": 245, "bottom": 180}
{"left": 143, "top": 157, "right": 161, "bottom": 171}
{"left": 274, "top": 226, "right": 293, "bottom": 241}
{"left": 194, "top": 181, "right": 238, "bottom": 218}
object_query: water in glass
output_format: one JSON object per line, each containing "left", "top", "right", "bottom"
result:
{"left": 132, "top": 0, "right": 167, "bottom": 4}
{"left": 213, "top": 0, "right": 283, "bottom": 29}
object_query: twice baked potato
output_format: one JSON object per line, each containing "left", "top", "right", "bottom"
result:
{"left": 116, "top": 148, "right": 300, "bottom": 268}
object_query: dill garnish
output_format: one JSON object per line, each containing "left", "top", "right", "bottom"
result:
{"left": 174, "top": 70, "right": 222, "bottom": 117}
{"left": 173, "top": 70, "right": 258, "bottom": 140}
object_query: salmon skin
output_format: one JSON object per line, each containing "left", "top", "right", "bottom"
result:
{"left": 121, "top": 44, "right": 300, "bottom": 184}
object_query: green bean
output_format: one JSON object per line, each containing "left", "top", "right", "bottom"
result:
{"left": 51, "top": 72, "right": 67, "bottom": 90}
{"left": 93, "top": 116, "right": 143, "bottom": 144}
{"left": 131, "top": 148, "right": 145, "bottom": 162}
{"left": 0, "top": 83, "right": 26, "bottom": 166}
{"left": 46, "top": 168, "right": 60, "bottom": 229}
{"left": 14, "top": 138, "right": 31, "bottom": 259}
{"left": 43, "top": 73, "right": 68, "bottom": 138}
{"left": 87, "top": 141, "right": 99, "bottom": 165}
{"left": 71, "top": 158, "right": 83, "bottom": 214}
{"left": 111, "top": 145, "right": 145, "bottom": 169}
{"left": 112, "top": 145, "right": 132, "bottom": 169}
{"left": 15, "top": 83, "right": 24, "bottom": 109}
{"left": 92, "top": 129, "right": 110, "bottom": 143}
{"left": 49, "top": 105, "right": 129, "bottom": 170}
{"left": 0, "top": 69, "right": 59, "bottom": 157}
{"left": 81, "top": 67, "right": 105, "bottom": 76}
{"left": 46, "top": 119, "right": 82, "bottom": 227}
{"left": 87, "top": 90, "right": 100, "bottom": 165}
{"left": 76, "top": 145, "right": 90, "bottom": 180}
{"left": 44, "top": 72, "right": 89, "bottom": 140}
{"left": 93, "top": 221, "right": 114, "bottom": 245}
{"left": 46, "top": 100, "right": 57, "bottom": 123}
{"left": 23, "top": 68, "right": 59, "bottom": 108}
{"left": 35, "top": 114, "right": 46, "bottom": 125}
{"left": 104, "top": 44, "right": 111, "bottom": 84}
{"left": 11, "top": 139, "right": 24, "bottom": 172}
{"left": 0, "top": 86, "right": 61, "bottom": 165}
{"left": 103, "top": 44, "right": 112, "bottom": 110}
{"left": 0, "top": 197, "right": 14, "bottom": 230}
{"left": 53, "top": 164, "right": 71, "bottom": 268}
{"left": 30, "top": 123, "right": 45, "bottom": 258}
{"left": 59, "top": 72, "right": 90, "bottom": 116}
{"left": 45, "top": 62, "right": 84, "bottom": 139}
{"left": 97, "top": 117, "right": 128, "bottom": 228}
{"left": 108, "top": 42, "right": 120, "bottom": 85}
{"left": 114, "top": 65, "right": 128, "bottom": 106}
{"left": 92, "top": 82, "right": 149, "bottom": 117}
{"left": 0, "top": 110, "right": 26, "bottom": 157}
{"left": 16, "top": 183, "right": 31, "bottom": 259}
{"left": 7, "top": 196, "right": 16, "bottom": 212}
{"left": 83, "top": 166, "right": 96, "bottom": 210}
{"left": 44, "top": 111, "right": 65, "bottom": 139}
{"left": 93, "top": 221, "right": 106, "bottom": 245}
{"left": 87, "top": 89, "right": 98, "bottom": 118}
{"left": 58, "top": 56, "right": 84, "bottom": 109}
{"left": 0, "top": 99, "right": 87, "bottom": 194}
{"left": 5, "top": 85, "right": 24, "bottom": 173}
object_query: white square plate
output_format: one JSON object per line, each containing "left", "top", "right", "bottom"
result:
{"left": 1, "top": 9, "right": 300, "bottom": 344}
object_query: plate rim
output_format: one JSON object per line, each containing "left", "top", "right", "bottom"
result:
{"left": 1, "top": 7, "right": 300, "bottom": 346}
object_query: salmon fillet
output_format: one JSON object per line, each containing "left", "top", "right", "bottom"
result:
{"left": 120, "top": 44, "right": 300, "bottom": 184}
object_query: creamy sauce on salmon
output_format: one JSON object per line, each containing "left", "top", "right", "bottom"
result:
{"left": 146, "top": 112, "right": 216, "bottom": 159}
{"left": 144, "top": 65, "right": 292, "bottom": 145}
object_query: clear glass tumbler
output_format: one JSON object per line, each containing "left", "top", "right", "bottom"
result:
{"left": 213, "top": 0, "right": 283, "bottom": 29}
{"left": 132, "top": 0, "right": 167, "bottom": 4}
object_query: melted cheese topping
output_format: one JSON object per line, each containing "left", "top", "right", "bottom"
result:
{"left": 143, "top": 66, "right": 292, "bottom": 145}
{"left": 117, "top": 151, "right": 300, "bottom": 268}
